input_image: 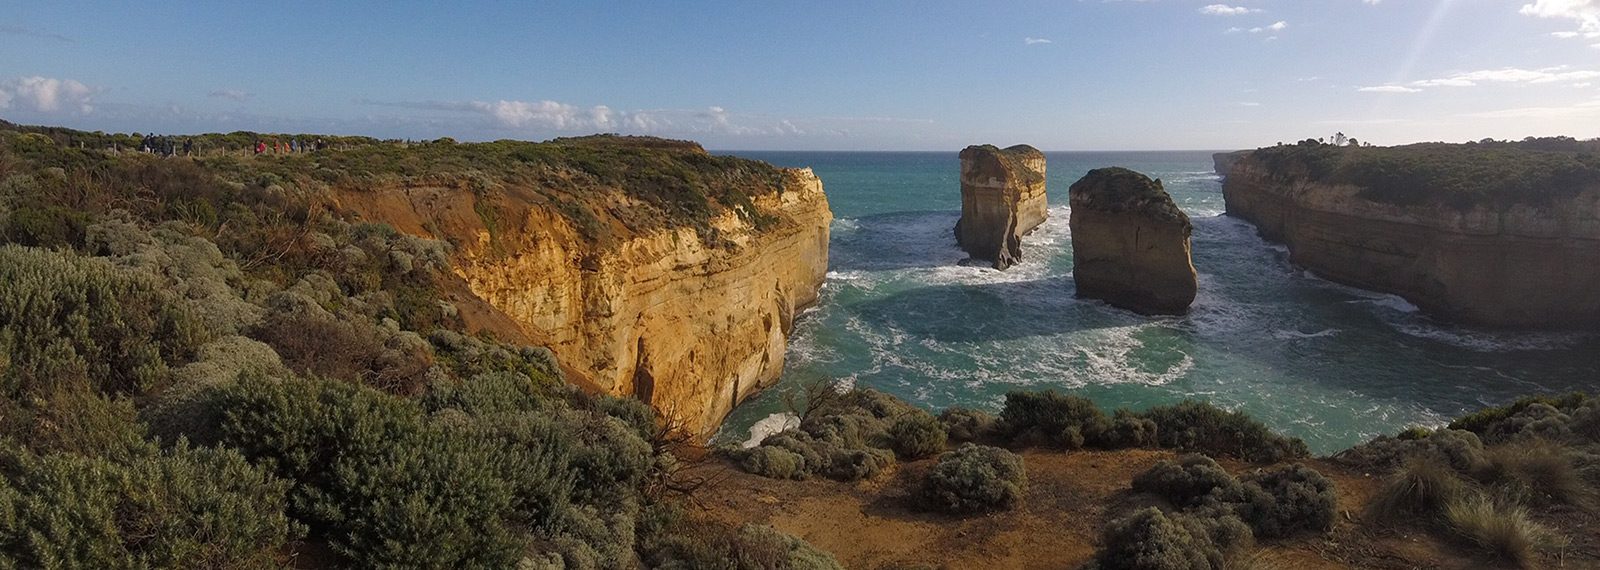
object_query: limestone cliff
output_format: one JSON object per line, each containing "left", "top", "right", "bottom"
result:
{"left": 1069, "top": 167, "right": 1197, "bottom": 315}
{"left": 954, "top": 144, "right": 1048, "bottom": 270}
{"left": 336, "top": 156, "right": 831, "bottom": 438}
{"left": 1225, "top": 150, "right": 1600, "bottom": 328}
{"left": 1213, "top": 150, "right": 1250, "bottom": 178}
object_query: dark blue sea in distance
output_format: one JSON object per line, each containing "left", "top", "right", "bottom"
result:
{"left": 711, "top": 150, "right": 1600, "bottom": 454}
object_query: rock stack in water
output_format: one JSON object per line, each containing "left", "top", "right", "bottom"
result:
{"left": 954, "top": 144, "right": 1049, "bottom": 270}
{"left": 1069, "top": 167, "right": 1197, "bottom": 315}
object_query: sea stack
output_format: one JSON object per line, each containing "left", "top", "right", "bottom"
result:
{"left": 1069, "top": 167, "right": 1197, "bottom": 315}
{"left": 954, "top": 144, "right": 1048, "bottom": 270}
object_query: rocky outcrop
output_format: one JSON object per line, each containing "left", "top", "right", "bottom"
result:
{"left": 954, "top": 144, "right": 1048, "bottom": 269}
{"left": 1213, "top": 151, "right": 1250, "bottom": 178}
{"left": 1069, "top": 167, "right": 1197, "bottom": 315}
{"left": 336, "top": 165, "right": 832, "bottom": 438}
{"left": 1225, "top": 153, "right": 1600, "bottom": 328}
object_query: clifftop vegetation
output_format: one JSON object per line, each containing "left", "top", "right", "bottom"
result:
{"left": 0, "top": 121, "right": 790, "bottom": 248}
{"left": 1068, "top": 167, "right": 1191, "bottom": 226}
{"left": 1245, "top": 136, "right": 1600, "bottom": 209}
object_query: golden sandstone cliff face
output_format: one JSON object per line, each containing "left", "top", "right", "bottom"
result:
{"left": 1069, "top": 167, "right": 1197, "bottom": 315}
{"left": 338, "top": 168, "right": 832, "bottom": 438}
{"left": 1224, "top": 155, "right": 1600, "bottom": 328}
{"left": 954, "top": 144, "right": 1048, "bottom": 269}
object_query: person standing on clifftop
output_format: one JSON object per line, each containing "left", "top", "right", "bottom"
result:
{"left": 183, "top": 138, "right": 193, "bottom": 156}
{"left": 255, "top": 141, "right": 265, "bottom": 154}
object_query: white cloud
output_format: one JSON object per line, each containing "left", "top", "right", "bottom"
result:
{"left": 208, "top": 89, "right": 252, "bottom": 102}
{"left": 355, "top": 98, "right": 814, "bottom": 138}
{"left": 1358, "top": 85, "right": 1423, "bottom": 93}
{"left": 1520, "top": 0, "right": 1600, "bottom": 38}
{"left": 1024, "top": 37, "right": 1051, "bottom": 45}
{"left": 1199, "top": 5, "right": 1260, "bottom": 16}
{"left": 1246, "top": 21, "right": 1287, "bottom": 33}
{"left": 1409, "top": 66, "right": 1600, "bottom": 88}
{"left": 1461, "top": 98, "right": 1600, "bottom": 119}
{"left": 0, "top": 76, "right": 94, "bottom": 113}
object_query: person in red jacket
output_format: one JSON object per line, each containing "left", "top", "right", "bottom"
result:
{"left": 255, "top": 141, "right": 266, "bottom": 154}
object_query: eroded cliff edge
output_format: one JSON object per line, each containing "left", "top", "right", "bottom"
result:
{"left": 1070, "top": 167, "right": 1197, "bottom": 315}
{"left": 954, "top": 144, "right": 1048, "bottom": 269}
{"left": 337, "top": 140, "right": 832, "bottom": 437}
{"left": 1224, "top": 140, "right": 1600, "bottom": 328}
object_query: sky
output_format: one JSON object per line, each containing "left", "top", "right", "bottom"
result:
{"left": 2, "top": 1, "right": 1599, "bottom": 150}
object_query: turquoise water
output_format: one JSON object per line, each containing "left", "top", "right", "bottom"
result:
{"left": 713, "top": 151, "right": 1600, "bottom": 454}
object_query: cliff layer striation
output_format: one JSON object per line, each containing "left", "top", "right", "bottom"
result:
{"left": 954, "top": 144, "right": 1048, "bottom": 270}
{"left": 1069, "top": 167, "right": 1197, "bottom": 315}
{"left": 1224, "top": 140, "right": 1600, "bottom": 328}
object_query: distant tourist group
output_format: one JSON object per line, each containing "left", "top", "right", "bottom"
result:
{"left": 254, "top": 138, "right": 324, "bottom": 154}
{"left": 140, "top": 135, "right": 194, "bottom": 157}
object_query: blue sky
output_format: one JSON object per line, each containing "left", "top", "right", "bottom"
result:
{"left": 2, "top": 1, "right": 1598, "bottom": 150}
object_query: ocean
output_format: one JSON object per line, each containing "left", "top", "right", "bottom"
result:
{"left": 712, "top": 150, "right": 1600, "bottom": 454}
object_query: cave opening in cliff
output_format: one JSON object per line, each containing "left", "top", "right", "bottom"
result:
{"left": 632, "top": 338, "right": 655, "bottom": 405}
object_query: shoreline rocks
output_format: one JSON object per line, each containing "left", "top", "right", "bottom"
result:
{"left": 1069, "top": 167, "right": 1198, "bottom": 315}
{"left": 954, "top": 144, "right": 1048, "bottom": 270}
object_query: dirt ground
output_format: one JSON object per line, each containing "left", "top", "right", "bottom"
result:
{"left": 688, "top": 448, "right": 1599, "bottom": 570}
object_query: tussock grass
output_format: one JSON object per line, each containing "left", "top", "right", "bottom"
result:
{"left": 1365, "top": 457, "right": 1468, "bottom": 523}
{"left": 1476, "top": 440, "right": 1590, "bottom": 509}
{"left": 1444, "top": 495, "right": 1562, "bottom": 568}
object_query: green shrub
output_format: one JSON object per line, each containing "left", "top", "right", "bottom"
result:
{"left": 1089, "top": 508, "right": 1210, "bottom": 570}
{"left": 1333, "top": 428, "right": 1485, "bottom": 474}
{"left": 741, "top": 446, "right": 807, "bottom": 480}
{"left": 1139, "top": 400, "right": 1308, "bottom": 463}
{"left": 1107, "top": 408, "right": 1160, "bottom": 448}
{"left": 889, "top": 411, "right": 948, "bottom": 460}
{"left": 1444, "top": 495, "right": 1560, "bottom": 567}
{"left": 637, "top": 504, "right": 844, "bottom": 570}
{"left": 0, "top": 440, "right": 294, "bottom": 570}
{"left": 201, "top": 375, "right": 523, "bottom": 568}
{"left": 736, "top": 388, "right": 923, "bottom": 482}
{"left": 1448, "top": 394, "right": 1592, "bottom": 439}
{"left": 1231, "top": 464, "right": 1337, "bottom": 538}
{"left": 938, "top": 406, "right": 995, "bottom": 442}
{"left": 920, "top": 444, "right": 1026, "bottom": 514}
{"left": 824, "top": 447, "right": 894, "bottom": 481}
{"left": 997, "top": 390, "right": 1110, "bottom": 449}
{"left": 1132, "top": 454, "right": 1241, "bottom": 509}
{"left": 1365, "top": 457, "right": 1469, "bottom": 523}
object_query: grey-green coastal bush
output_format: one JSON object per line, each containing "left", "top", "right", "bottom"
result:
{"left": 1132, "top": 454, "right": 1241, "bottom": 509}
{"left": 188, "top": 372, "right": 656, "bottom": 569}
{"left": 1232, "top": 464, "right": 1338, "bottom": 538}
{"left": 890, "top": 411, "right": 948, "bottom": 460}
{"left": 637, "top": 503, "right": 844, "bottom": 570}
{"left": 990, "top": 392, "right": 1301, "bottom": 461}
{"left": 920, "top": 444, "right": 1026, "bottom": 514}
{"left": 1333, "top": 428, "right": 1486, "bottom": 474}
{"left": 1088, "top": 507, "right": 1245, "bottom": 570}
{"left": 997, "top": 390, "right": 1110, "bottom": 449}
{"left": 734, "top": 387, "right": 939, "bottom": 481}
{"left": 938, "top": 406, "right": 996, "bottom": 442}
{"left": 1140, "top": 400, "right": 1308, "bottom": 463}
{"left": 0, "top": 439, "right": 295, "bottom": 570}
